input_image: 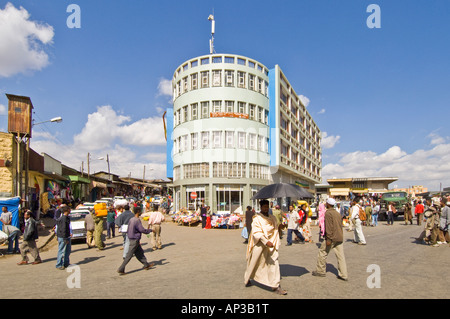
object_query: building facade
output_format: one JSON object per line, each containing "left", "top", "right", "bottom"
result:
{"left": 166, "top": 53, "right": 321, "bottom": 213}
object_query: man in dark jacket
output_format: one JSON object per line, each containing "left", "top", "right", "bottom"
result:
{"left": 115, "top": 204, "right": 134, "bottom": 258}
{"left": 117, "top": 207, "right": 153, "bottom": 275}
{"left": 18, "top": 210, "right": 42, "bottom": 265}
{"left": 55, "top": 205, "right": 72, "bottom": 269}
{"left": 312, "top": 198, "right": 348, "bottom": 281}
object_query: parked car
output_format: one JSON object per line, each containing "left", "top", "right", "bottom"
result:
{"left": 69, "top": 208, "right": 91, "bottom": 241}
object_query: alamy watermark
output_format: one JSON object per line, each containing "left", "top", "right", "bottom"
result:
{"left": 66, "top": 4, "right": 81, "bottom": 29}
{"left": 367, "top": 4, "right": 381, "bottom": 29}
{"left": 366, "top": 264, "right": 381, "bottom": 288}
{"left": 66, "top": 264, "right": 81, "bottom": 289}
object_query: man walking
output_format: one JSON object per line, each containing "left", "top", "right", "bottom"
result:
{"left": 350, "top": 199, "right": 366, "bottom": 245}
{"left": 17, "top": 210, "right": 42, "bottom": 265}
{"left": 84, "top": 210, "right": 95, "bottom": 248}
{"left": 244, "top": 199, "right": 287, "bottom": 295}
{"left": 312, "top": 198, "right": 348, "bottom": 281}
{"left": 55, "top": 206, "right": 71, "bottom": 269}
{"left": 117, "top": 207, "right": 154, "bottom": 275}
{"left": 115, "top": 204, "right": 134, "bottom": 258}
{"left": 147, "top": 208, "right": 165, "bottom": 250}
{"left": 286, "top": 205, "right": 305, "bottom": 246}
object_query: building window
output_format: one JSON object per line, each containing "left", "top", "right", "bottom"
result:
{"left": 212, "top": 56, "right": 222, "bottom": 63}
{"left": 183, "top": 77, "right": 188, "bottom": 93}
{"left": 212, "top": 131, "right": 222, "bottom": 148}
{"left": 212, "top": 70, "right": 222, "bottom": 87}
{"left": 191, "top": 103, "right": 198, "bottom": 120}
{"left": 249, "top": 164, "right": 268, "bottom": 179}
{"left": 249, "top": 104, "right": 256, "bottom": 120}
{"left": 201, "top": 57, "right": 209, "bottom": 65}
{"left": 238, "top": 71, "right": 246, "bottom": 88}
{"left": 213, "top": 162, "right": 246, "bottom": 178}
{"left": 238, "top": 102, "right": 246, "bottom": 114}
{"left": 257, "top": 77, "right": 263, "bottom": 94}
{"left": 280, "top": 116, "right": 288, "bottom": 131}
{"left": 225, "top": 56, "right": 235, "bottom": 63}
{"left": 225, "top": 101, "right": 234, "bottom": 113}
{"left": 191, "top": 73, "right": 198, "bottom": 90}
{"left": 281, "top": 143, "right": 288, "bottom": 157}
{"left": 191, "top": 60, "right": 198, "bottom": 68}
{"left": 258, "top": 106, "right": 264, "bottom": 123}
{"left": 248, "top": 61, "right": 255, "bottom": 68}
{"left": 191, "top": 132, "right": 198, "bottom": 150}
{"left": 225, "top": 131, "right": 234, "bottom": 148}
{"left": 249, "top": 133, "right": 257, "bottom": 150}
{"left": 238, "top": 132, "right": 246, "bottom": 149}
{"left": 237, "top": 58, "right": 246, "bottom": 65}
{"left": 183, "top": 106, "right": 189, "bottom": 123}
{"left": 181, "top": 135, "right": 189, "bottom": 152}
{"left": 201, "top": 101, "right": 209, "bottom": 119}
{"left": 225, "top": 70, "right": 234, "bottom": 87}
{"left": 201, "top": 132, "right": 209, "bottom": 149}
{"left": 201, "top": 71, "right": 209, "bottom": 88}
{"left": 248, "top": 74, "right": 255, "bottom": 91}
{"left": 212, "top": 100, "right": 222, "bottom": 113}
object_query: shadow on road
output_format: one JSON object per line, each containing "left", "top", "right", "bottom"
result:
{"left": 280, "top": 264, "right": 309, "bottom": 277}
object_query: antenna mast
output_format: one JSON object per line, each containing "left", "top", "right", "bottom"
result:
{"left": 208, "top": 14, "right": 215, "bottom": 54}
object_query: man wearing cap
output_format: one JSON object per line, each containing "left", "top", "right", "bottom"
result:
{"left": 312, "top": 198, "right": 348, "bottom": 281}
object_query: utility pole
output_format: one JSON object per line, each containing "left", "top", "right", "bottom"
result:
{"left": 143, "top": 165, "right": 146, "bottom": 183}
{"left": 87, "top": 153, "right": 90, "bottom": 178}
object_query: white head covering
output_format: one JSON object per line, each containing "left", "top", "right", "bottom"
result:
{"left": 326, "top": 198, "right": 336, "bottom": 206}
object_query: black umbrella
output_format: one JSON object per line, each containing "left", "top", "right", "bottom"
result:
{"left": 251, "top": 183, "right": 313, "bottom": 200}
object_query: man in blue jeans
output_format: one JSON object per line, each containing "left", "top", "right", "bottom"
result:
{"left": 286, "top": 205, "right": 305, "bottom": 246}
{"left": 55, "top": 205, "right": 72, "bottom": 270}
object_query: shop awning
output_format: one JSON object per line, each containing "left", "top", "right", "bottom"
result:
{"left": 43, "top": 171, "right": 69, "bottom": 184}
{"left": 68, "top": 175, "right": 91, "bottom": 184}
{"left": 91, "top": 181, "right": 107, "bottom": 189}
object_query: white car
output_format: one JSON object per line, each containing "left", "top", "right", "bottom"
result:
{"left": 69, "top": 208, "right": 91, "bottom": 241}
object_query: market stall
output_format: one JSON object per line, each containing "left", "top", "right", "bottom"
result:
{"left": 210, "top": 213, "right": 242, "bottom": 229}
{"left": 171, "top": 209, "right": 201, "bottom": 227}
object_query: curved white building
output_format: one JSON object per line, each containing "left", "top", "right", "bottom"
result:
{"left": 166, "top": 53, "right": 322, "bottom": 213}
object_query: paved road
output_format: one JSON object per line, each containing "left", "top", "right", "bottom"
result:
{"left": 0, "top": 217, "right": 449, "bottom": 300}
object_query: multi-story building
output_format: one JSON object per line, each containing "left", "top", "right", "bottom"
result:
{"left": 166, "top": 53, "right": 322, "bottom": 213}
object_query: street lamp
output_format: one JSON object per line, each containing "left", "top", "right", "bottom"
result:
{"left": 32, "top": 117, "right": 63, "bottom": 126}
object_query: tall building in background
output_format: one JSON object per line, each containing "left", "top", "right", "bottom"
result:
{"left": 166, "top": 53, "right": 322, "bottom": 213}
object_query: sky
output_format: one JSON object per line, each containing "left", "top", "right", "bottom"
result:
{"left": 0, "top": 0, "right": 449, "bottom": 190}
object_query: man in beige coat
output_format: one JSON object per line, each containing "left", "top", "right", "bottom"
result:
{"left": 312, "top": 197, "right": 348, "bottom": 281}
{"left": 244, "top": 199, "right": 287, "bottom": 295}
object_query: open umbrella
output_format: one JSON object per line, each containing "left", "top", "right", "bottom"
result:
{"left": 251, "top": 183, "right": 313, "bottom": 200}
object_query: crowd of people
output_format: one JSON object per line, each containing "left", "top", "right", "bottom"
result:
{"left": 2, "top": 192, "right": 449, "bottom": 294}
{"left": 242, "top": 194, "right": 450, "bottom": 296}
{"left": 0, "top": 197, "right": 168, "bottom": 275}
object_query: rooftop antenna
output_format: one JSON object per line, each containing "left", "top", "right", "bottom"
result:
{"left": 208, "top": 13, "right": 215, "bottom": 54}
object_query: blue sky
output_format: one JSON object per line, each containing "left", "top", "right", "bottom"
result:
{"left": 0, "top": 0, "right": 449, "bottom": 190}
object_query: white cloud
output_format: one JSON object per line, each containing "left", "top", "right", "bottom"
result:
{"left": 157, "top": 78, "right": 172, "bottom": 97}
{"left": 31, "top": 105, "right": 168, "bottom": 179}
{"left": 0, "top": 3, "right": 54, "bottom": 77}
{"left": 0, "top": 104, "right": 6, "bottom": 115}
{"left": 322, "top": 143, "right": 450, "bottom": 189}
{"left": 428, "top": 132, "right": 446, "bottom": 145}
{"left": 318, "top": 108, "right": 325, "bottom": 114}
{"left": 299, "top": 95, "right": 310, "bottom": 107}
{"left": 73, "top": 105, "right": 166, "bottom": 150}
{"left": 321, "top": 132, "right": 340, "bottom": 149}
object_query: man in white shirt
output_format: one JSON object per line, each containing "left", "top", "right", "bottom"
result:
{"left": 286, "top": 205, "right": 305, "bottom": 246}
{"left": 147, "top": 209, "right": 165, "bottom": 250}
{"left": 350, "top": 199, "right": 366, "bottom": 245}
